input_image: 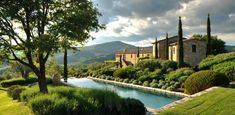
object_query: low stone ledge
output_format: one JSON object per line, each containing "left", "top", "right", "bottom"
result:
{"left": 88, "top": 77, "right": 189, "bottom": 98}
{"left": 87, "top": 77, "right": 219, "bottom": 114}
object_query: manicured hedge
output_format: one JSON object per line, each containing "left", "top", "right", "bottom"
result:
{"left": 166, "top": 68, "right": 194, "bottom": 82}
{"left": 198, "top": 52, "right": 235, "bottom": 81}
{"left": 113, "top": 66, "right": 136, "bottom": 79}
{"left": 198, "top": 52, "right": 235, "bottom": 70}
{"left": 136, "top": 59, "right": 162, "bottom": 71}
{"left": 21, "top": 85, "right": 146, "bottom": 115}
{"left": 1, "top": 76, "right": 52, "bottom": 87}
{"left": 185, "top": 70, "right": 229, "bottom": 94}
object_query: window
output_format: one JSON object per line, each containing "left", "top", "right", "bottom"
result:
{"left": 192, "top": 45, "right": 196, "bottom": 52}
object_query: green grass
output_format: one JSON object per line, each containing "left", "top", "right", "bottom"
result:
{"left": 159, "top": 87, "right": 235, "bottom": 115}
{"left": 0, "top": 89, "right": 32, "bottom": 115}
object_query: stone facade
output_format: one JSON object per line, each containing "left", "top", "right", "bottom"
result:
{"left": 169, "top": 39, "right": 207, "bottom": 66}
{"left": 152, "top": 36, "right": 186, "bottom": 60}
{"left": 115, "top": 48, "right": 152, "bottom": 67}
{"left": 115, "top": 36, "right": 207, "bottom": 67}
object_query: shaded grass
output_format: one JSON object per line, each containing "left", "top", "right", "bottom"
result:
{"left": 159, "top": 87, "right": 235, "bottom": 115}
{"left": 0, "top": 90, "right": 32, "bottom": 115}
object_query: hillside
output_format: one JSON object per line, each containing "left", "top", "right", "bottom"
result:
{"left": 225, "top": 45, "right": 235, "bottom": 52}
{"left": 54, "top": 41, "right": 136, "bottom": 65}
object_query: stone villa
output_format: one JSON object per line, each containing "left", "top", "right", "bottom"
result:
{"left": 115, "top": 36, "right": 207, "bottom": 67}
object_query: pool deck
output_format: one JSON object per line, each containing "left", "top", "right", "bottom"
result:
{"left": 87, "top": 77, "right": 219, "bottom": 114}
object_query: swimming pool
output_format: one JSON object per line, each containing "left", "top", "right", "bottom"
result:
{"left": 64, "top": 78, "right": 181, "bottom": 109}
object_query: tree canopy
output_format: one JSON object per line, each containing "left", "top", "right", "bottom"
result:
{"left": 192, "top": 34, "right": 226, "bottom": 55}
{"left": 0, "top": 0, "right": 103, "bottom": 93}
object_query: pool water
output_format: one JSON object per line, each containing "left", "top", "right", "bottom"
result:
{"left": 64, "top": 78, "right": 181, "bottom": 109}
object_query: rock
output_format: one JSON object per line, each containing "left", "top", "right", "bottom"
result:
{"left": 52, "top": 74, "right": 61, "bottom": 84}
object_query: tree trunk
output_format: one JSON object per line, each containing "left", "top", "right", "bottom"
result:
{"left": 38, "top": 72, "right": 48, "bottom": 93}
{"left": 64, "top": 48, "right": 68, "bottom": 82}
{"left": 36, "top": 56, "right": 48, "bottom": 93}
{"left": 35, "top": 62, "right": 48, "bottom": 93}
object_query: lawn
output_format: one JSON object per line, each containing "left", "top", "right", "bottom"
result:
{"left": 159, "top": 87, "right": 235, "bottom": 115}
{"left": 0, "top": 89, "right": 32, "bottom": 115}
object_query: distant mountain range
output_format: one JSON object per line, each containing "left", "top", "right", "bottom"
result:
{"left": 54, "top": 41, "right": 235, "bottom": 65}
{"left": 54, "top": 41, "right": 136, "bottom": 65}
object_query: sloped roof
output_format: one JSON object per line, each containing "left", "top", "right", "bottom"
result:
{"left": 116, "top": 48, "right": 152, "bottom": 54}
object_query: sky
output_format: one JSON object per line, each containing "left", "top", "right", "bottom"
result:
{"left": 86, "top": 0, "right": 235, "bottom": 47}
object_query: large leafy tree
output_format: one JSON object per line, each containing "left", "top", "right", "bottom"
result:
{"left": 0, "top": 0, "right": 103, "bottom": 93}
{"left": 51, "top": 1, "right": 104, "bottom": 82}
{"left": 192, "top": 34, "right": 226, "bottom": 55}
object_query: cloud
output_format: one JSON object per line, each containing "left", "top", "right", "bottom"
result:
{"left": 89, "top": 0, "right": 235, "bottom": 46}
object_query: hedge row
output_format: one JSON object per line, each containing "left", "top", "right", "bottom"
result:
{"left": 20, "top": 86, "right": 146, "bottom": 115}
{"left": 1, "top": 76, "right": 52, "bottom": 87}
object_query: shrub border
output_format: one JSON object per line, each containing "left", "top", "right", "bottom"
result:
{"left": 88, "top": 77, "right": 189, "bottom": 98}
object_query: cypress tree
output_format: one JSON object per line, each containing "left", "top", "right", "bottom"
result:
{"left": 165, "top": 32, "right": 169, "bottom": 60}
{"left": 155, "top": 37, "right": 158, "bottom": 59}
{"left": 177, "top": 16, "right": 184, "bottom": 68}
{"left": 207, "top": 14, "right": 211, "bottom": 56}
{"left": 137, "top": 47, "right": 140, "bottom": 58}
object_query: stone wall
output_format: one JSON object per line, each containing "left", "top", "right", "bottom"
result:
{"left": 169, "top": 39, "right": 207, "bottom": 66}
{"left": 184, "top": 39, "right": 207, "bottom": 66}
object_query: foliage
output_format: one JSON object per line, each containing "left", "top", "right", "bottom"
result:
{"left": 21, "top": 85, "right": 146, "bottom": 115}
{"left": 88, "top": 62, "right": 106, "bottom": 72}
{"left": 161, "top": 60, "right": 178, "bottom": 71}
{"left": 0, "top": 0, "right": 103, "bottom": 93}
{"left": 166, "top": 68, "right": 194, "bottom": 83}
{"left": 113, "top": 66, "right": 136, "bottom": 79}
{"left": 9, "top": 61, "right": 32, "bottom": 78}
{"left": 198, "top": 52, "right": 235, "bottom": 81}
{"left": 0, "top": 71, "right": 19, "bottom": 81}
{"left": 46, "top": 59, "right": 63, "bottom": 76}
{"left": 68, "top": 65, "right": 88, "bottom": 78}
{"left": 185, "top": 70, "right": 229, "bottom": 94}
{"left": 211, "top": 61, "right": 235, "bottom": 81}
{"left": 1, "top": 76, "right": 51, "bottom": 87}
{"left": 198, "top": 52, "right": 235, "bottom": 70}
{"left": 142, "top": 81, "right": 149, "bottom": 87}
{"left": 7, "top": 85, "right": 25, "bottom": 100}
{"left": 192, "top": 34, "right": 226, "bottom": 55}
{"left": 136, "top": 59, "right": 162, "bottom": 71}
{"left": 177, "top": 17, "right": 184, "bottom": 68}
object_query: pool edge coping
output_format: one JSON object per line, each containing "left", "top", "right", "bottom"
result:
{"left": 86, "top": 77, "right": 218, "bottom": 114}
{"left": 88, "top": 77, "right": 189, "bottom": 98}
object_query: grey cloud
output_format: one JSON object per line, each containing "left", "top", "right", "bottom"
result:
{"left": 92, "top": 0, "right": 235, "bottom": 45}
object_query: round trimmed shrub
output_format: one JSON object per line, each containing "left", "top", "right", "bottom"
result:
{"left": 132, "top": 80, "right": 138, "bottom": 85}
{"left": 123, "top": 78, "right": 130, "bottom": 83}
{"left": 185, "top": 70, "right": 229, "bottom": 94}
{"left": 150, "top": 83, "right": 158, "bottom": 88}
{"left": 7, "top": 85, "right": 25, "bottom": 100}
{"left": 142, "top": 81, "right": 149, "bottom": 87}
